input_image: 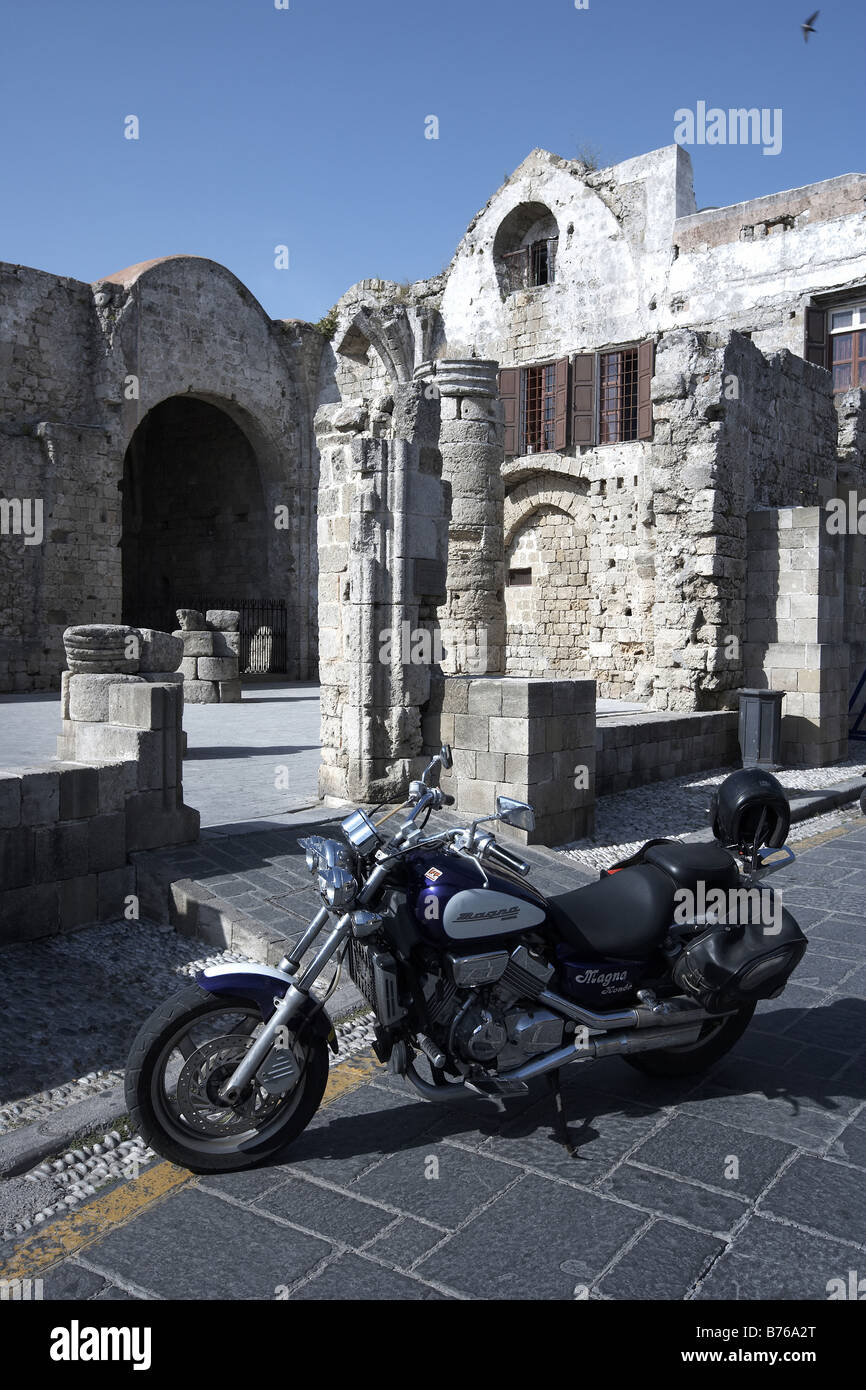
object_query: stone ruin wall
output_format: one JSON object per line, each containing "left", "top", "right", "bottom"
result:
{"left": 0, "top": 256, "right": 321, "bottom": 692}
{"left": 0, "top": 622, "right": 199, "bottom": 943}
{"left": 314, "top": 380, "right": 450, "bottom": 803}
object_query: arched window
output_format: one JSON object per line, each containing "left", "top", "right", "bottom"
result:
{"left": 493, "top": 202, "right": 559, "bottom": 296}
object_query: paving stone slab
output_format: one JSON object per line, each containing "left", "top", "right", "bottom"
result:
{"left": 253, "top": 1173, "right": 401, "bottom": 1246}
{"left": 597, "top": 1219, "right": 725, "bottom": 1300}
{"left": 415, "top": 1174, "right": 647, "bottom": 1299}
{"left": 281, "top": 1084, "right": 442, "bottom": 1188}
{"left": 352, "top": 1141, "right": 518, "bottom": 1228}
{"left": 828, "top": 1107, "right": 866, "bottom": 1169}
{"left": 600, "top": 1162, "right": 749, "bottom": 1236}
{"left": 287, "top": 1251, "right": 450, "bottom": 1300}
{"left": 694, "top": 1213, "right": 861, "bottom": 1300}
{"left": 40, "top": 1261, "right": 113, "bottom": 1300}
{"left": 481, "top": 1092, "right": 660, "bottom": 1184}
{"left": 364, "top": 1215, "right": 450, "bottom": 1269}
{"left": 626, "top": 1113, "right": 796, "bottom": 1198}
{"left": 757, "top": 1154, "right": 866, "bottom": 1246}
{"left": 75, "top": 1185, "right": 333, "bottom": 1300}
{"left": 682, "top": 1083, "right": 855, "bottom": 1152}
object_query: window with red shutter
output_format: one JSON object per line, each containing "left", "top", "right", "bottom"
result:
{"left": 571, "top": 353, "right": 597, "bottom": 447}
{"left": 553, "top": 356, "right": 569, "bottom": 450}
{"left": 805, "top": 306, "right": 828, "bottom": 369}
{"left": 498, "top": 367, "right": 520, "bottom": 457}
{"left": 637, "top": 339, "right": 654, "bottom": 440}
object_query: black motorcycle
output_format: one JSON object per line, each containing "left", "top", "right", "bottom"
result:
{"left": 126, "top": 750, "right": 806, "bottom": 1171}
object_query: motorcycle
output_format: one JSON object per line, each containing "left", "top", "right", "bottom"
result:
{"left": 126, "top": 749, "right": 807, "bottom": 1171}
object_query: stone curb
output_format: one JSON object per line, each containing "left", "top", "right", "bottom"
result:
{"left": 0, "top": 1085, "right": 127, "bottom": 1179}
{"left": 681, "top": 774, "right": 866, "bottom": 842}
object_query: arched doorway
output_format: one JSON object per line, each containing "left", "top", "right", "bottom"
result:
{"left": 121, "top": 396, "right": 270, "bottom": 643}
{"left": 504, "top": 504, "right": 591, "bottom": 676}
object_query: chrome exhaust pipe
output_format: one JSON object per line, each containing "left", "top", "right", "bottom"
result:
{"left": 537, "top": 987, "right": 720, "bottom": 1032}
{"left": 497, "top": 1020, "right": 706, "bottom": 1084}
{"left": 402, "top": 1016, "right": 707, "bottom": 1100}
{"left": 403, "top": 1062, "right": 470, "bottom": 1101}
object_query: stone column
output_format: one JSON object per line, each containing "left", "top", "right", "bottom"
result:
{"left": 416, "top": 359, "right": 506, "bottom": 675}
{"left": 315, "top": 385, "right": 449, "bottom": 804}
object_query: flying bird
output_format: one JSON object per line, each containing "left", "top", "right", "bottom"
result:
{"left": 802, "top": 10, "right": 819, "bottom": 41}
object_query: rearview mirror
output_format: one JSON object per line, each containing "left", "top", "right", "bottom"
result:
{"left": 495, "top": 796, "right": 535, "bottom": 832}
{"left": 440, "top": 744, "right": 453, "bottom": 770}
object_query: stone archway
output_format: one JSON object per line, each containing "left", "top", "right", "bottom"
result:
{"left": 121, "top": 396, "right": 270, "bottom": 642}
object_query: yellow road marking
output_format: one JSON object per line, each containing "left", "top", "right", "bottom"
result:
{"left": 0, "top": 1047, "right": 382, "bottom": 1283}
{"left": 0, "top": 1161, "right": 188, "bottom": 1283}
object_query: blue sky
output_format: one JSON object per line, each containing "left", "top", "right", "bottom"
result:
{"left": 2, "top": 0, "right": 863, "bottom": 322}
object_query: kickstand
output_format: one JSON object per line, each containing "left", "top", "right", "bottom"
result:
{"left": 547, "top": 1068, "right": 576, "bottom": 1157}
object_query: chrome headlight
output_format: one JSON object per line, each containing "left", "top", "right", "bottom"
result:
{"left": 316, "top": 864, "right": 358, "bottom": 911}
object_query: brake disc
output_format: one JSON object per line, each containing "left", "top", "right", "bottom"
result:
{"left": 175, "top": 1033, "right": 285, "bottom": 1136}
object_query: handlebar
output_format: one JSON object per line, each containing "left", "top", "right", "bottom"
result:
{"left": 483, "top": 840, "right": 530, "bottom": 878}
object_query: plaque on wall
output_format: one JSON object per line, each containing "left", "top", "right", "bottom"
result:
{"left": 413, "top": 558, "right": 446, "bottom": 597}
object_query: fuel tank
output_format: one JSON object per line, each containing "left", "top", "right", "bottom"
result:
{"left": 407, "top": 848, "right": 549, "bottom": 948}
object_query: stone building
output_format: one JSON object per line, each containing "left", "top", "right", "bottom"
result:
{"left": 0, "top": 255, "right": 321, "bottom": 689}
{"left": 3, "top": 143, "right": 866, "bottom": 809}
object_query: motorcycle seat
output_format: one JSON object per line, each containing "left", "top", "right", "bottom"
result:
{"left": 642, "top": 841, "right": 739, "bottom": 894}
{"left": 547, "top": 865, "right": 677, "bottom": 960}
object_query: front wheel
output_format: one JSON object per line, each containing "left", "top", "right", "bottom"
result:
{"left": 623, "top": 1002, "right": 756, "bottom": 1078}
{"left": 125, "top": 983, "right": 329, "bottom": 1173}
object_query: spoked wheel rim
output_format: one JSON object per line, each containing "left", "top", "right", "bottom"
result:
{"left": 150, "top": 1003, "right": 310, "bottom": 1156}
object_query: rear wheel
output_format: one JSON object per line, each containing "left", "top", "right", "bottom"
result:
{"left": 624, "top": 1002, "right": 756, "bottom": 1078}
{"left": 126, "top": 984, "right": 329, "bottom": 1173}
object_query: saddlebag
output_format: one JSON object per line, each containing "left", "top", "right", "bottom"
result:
{"left": 672, "top": 907, "right": 807, "bottom": 1014}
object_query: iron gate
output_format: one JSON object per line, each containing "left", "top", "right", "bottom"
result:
{"left": 190, "top": 597, "right": 288, "bottom": 675}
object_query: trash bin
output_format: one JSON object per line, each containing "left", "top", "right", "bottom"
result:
{"left": 737, "top": 688, "right": 784, "bottom": 769}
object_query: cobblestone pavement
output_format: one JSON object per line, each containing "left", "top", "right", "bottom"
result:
{"left": 2, "top": 819, "right": 865, "bottom": 1300}
{"left": 563, "top": 755, "right": 866, "bottom": 872}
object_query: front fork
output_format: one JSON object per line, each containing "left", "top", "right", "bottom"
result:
{"left": 218, "top": 862, "right": 389, "bottom": 1104}
{"left": 218, "top": 910, "right": 351, "bottom": 1103}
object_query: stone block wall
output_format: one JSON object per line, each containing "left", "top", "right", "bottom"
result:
{"left": 595, "top": 711, "right": 739, "bottom": 796}
{"left": 0, "top": 628, "right": 199, "bottom": 942}
{"left": 745, "top": 506, "right": 848, "bottom": 764}
{"left": 175, "top": 609, "right": 241, "bottom": 703}
{"left": 425, "top": 674, "right": 596, "bottom": 846}
{"left": 316, "top": 380, "right": 450, "bottom": 804}
{"left": 0, "top": 760, "right": 135, "bottom": 941}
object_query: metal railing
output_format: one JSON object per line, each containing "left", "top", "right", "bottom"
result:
{"left": 188, "top": 597, "right": 288, "bottom": 674}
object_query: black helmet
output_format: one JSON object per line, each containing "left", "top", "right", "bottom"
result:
{"left": 709, "top": 768, "right": 790, "bottom": 855}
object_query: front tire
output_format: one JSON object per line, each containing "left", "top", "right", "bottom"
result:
{"left": 126, "top": 983, "right": 329, "bottom": 1173}
{"left": 623, "top": 1002, "right": 756, "bottom": 1078}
